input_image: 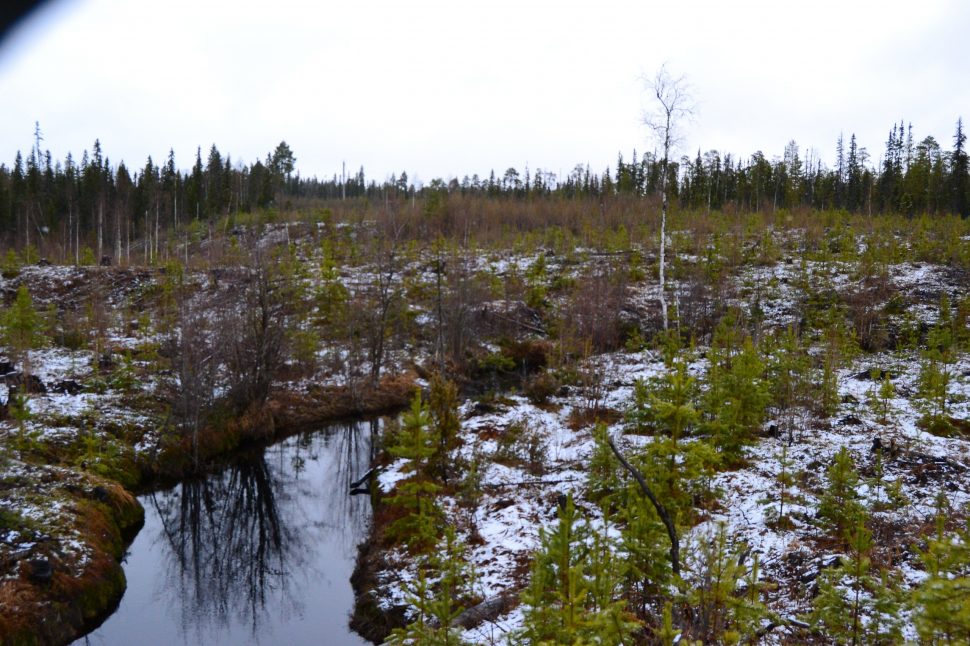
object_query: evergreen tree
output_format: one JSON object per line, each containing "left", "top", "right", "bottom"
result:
{"left": 809, "top": 519, "right": 902, "bottom": 645}
{"left": 912, "top": 497, "right": 970, "bottom": 643}
{"left": 817, "top": 448, "right": 865, "bottom": 540}
{"left": 950, "top": 117, "right": 969, "bottom": 217}
{"left": 386, "top": 525, "right": 477, "bottom": 646}
{"left": 684, "top": 523, "right": 774, "bottom": 644}
{"left": 702, "top": 318, "right": 770, "bottom": 463}
{"left": 427, "top": 373, "right": 462, "bottom": 483}
{"left": 918, "top": 294, "right": 957, "bottom": 434}
{"left": 766, "top": 325, "right": 812, "bottom": 443}
{"left": 2, "top": 284, "right": 44, "bottom": 392}
{"left": 385, "top": 392, "right": 442, "bottom": 552}
{"left": 519, "top": 495, "right": 638, "bottom": 645}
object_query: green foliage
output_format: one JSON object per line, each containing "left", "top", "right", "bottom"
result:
{"left": 386, "top": 526, "right": 477, "bottom": 646}
{"left": 2, "top": 284, "right": 45, "bottom": 376}
{"left": 918, "top": 295, "right": 958, "bottom": 434}
{"left": 764, "top": 443, "right": 798, "bottom": 530}
{"left": 765, "top": 325, "right": 812, "bottom": 441}
{"left": 626, "top": 346, "right": 719, "bottom": 528}
{"left": 1, "top": 249, "right": 21, "bottom": 277}
{"left": 519, "top": 495, "right": 639, "bottom": 645}
{"left": 385, "top": 477, "right": 442, "bottom": 554}
{"left": 817, "top": 447, "right": 865, "bottom": 540}
{"left": 108, "top": 352, "right": 138, "bottom": 392}
{"left": 809, "top": 519, "right": 902, "bottom": 645}
{"left": 21, "top": 243, "right": 38, "bottom": 265}
{"left": 525, "top": 253, "right": 548, "bottom": 310}
{"left": 627, "top": 349, "right": 700, "bottom": 441}
{"left": 315, "top": 241, "right": 350, "bottom": 336}
{"left": 288, "top": 326, "right": 320, "bottom": 373}
{"left": 911, "top": 501, "right": 970, "bottom": 643}
{"left": 388, "top": 391, "right": 438, "bottom": 473}
{"left": 684, "top": 523, "right": 773, "bottom": 644}
{"left": 493, "top": 419, "right": 548, "bottom": 476}
{"left": 589, "top": 423, "right": 674, "bottom": 605}
{"left": 817, "top": 320, "right": 853, "bottom": 418}
{"left": 868, "top": 371, "right": 896, "bottom": 425}
{"left": 8, "top": 392, "right": 40, "bottom": 457}
{"left": 476, "top": 350, "right": 516, "bottom": 375}
{"left": 427, "top": 373, "right": 462, "bottom": 482}
{"left": 702, "top": 318, "right": 770, "bottom": 462}
{"left": 385, "top": 393, "right": 443, "bottom": 552}
{"left": 587, "top": 424, "right": 622, "bottom": 507}
{"left": 80, "top": 245, "right": 96, "bottom": 266}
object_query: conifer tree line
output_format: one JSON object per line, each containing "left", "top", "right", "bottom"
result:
{"left": 1, "top": 118, "right": 968, "bottom": 260}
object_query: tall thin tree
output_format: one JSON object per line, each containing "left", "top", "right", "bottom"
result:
{"left": 643, "top": 64, "right": 694, "bottom": 331}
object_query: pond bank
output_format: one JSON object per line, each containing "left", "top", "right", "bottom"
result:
{"left": 0, "top": 375, "right": 415, "bottom": 646}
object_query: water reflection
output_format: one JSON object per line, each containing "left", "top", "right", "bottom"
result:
{"left": 149, "top": 452, "right": 304, "bottom": 637}
{"left": 80, "top": 421, "right": 376, "bottom": 646}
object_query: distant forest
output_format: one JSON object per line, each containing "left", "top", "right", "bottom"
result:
{"left": 0, "top": 118, "right": 968, "bottom": 262}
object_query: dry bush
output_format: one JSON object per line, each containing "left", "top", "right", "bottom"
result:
{"left": 557, "top": 261, "right": 630, "bottom": 355}
{"left": 844, "top": 271, "right": 894, "bottom": 352}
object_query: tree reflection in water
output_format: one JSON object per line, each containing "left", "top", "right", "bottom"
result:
{"left": 146, "top": 421, "right": 376, "bottom": 642}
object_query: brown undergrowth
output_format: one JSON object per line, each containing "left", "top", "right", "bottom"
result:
{"left": 0, "top": 478, "right": 143, "bottom": 646}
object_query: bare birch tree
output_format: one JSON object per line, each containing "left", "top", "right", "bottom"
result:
{"left": 644, "top": 64, "right": 693, "bottom": 331}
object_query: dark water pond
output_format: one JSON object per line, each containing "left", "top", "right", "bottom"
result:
{"left": 75, "top": 421, "right": 378, "bottom": 646}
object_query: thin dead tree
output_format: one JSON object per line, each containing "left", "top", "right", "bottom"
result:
{"left": 643, "top": 64, "right": 694, "bottom": 331}
{"left": 606, "top": 433, "right": 680, "bottom": 576}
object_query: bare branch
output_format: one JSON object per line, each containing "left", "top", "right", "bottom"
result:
{"left": 641, "top": 63, "right": 695, "bottom": 162}
{"left": 606, "top": 432, "right": 680, "bottom": 576}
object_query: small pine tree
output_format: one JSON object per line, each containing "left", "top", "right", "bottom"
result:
{"left": 520, "top": 495, "right": 638, "bottom": 645}
{"left": 809, "top": 519, "right": 902, "bottom": 645}
{"left": 868, "top": 371, "right": 895, "bottom": 425}
{"left": 917, "top": 295, "right": 956, "bottom": 434}
{"left": 767, "top": 443, "right": 798, "bottom": 530}
{"left": 703, "top": 332, "right": 770, "bottom": 464}
{"left": 817, "top": 447, "right": 865, "bottom": 540}
{"left": 766, "top": 325, "right": 812, "bottom": 442}
{"left": 386, "top": 526, "right": 477, "bottom": 646}
{"left": 2, "top": 284, "right": 44, "bottom": 391}
{"left": 385, "top": 392, "right": 443, "bottom": 552}
{"left": 427, "top": 373, "right": 461, "bottom": 483}
{"left": 911, "top": 497, "right": 970, "bottom": 643}
{"left": 684, "top": 523, "right": 773, "bottom": 644}
{"left": 388, "top": 391, "right": 438, "bottom": 476}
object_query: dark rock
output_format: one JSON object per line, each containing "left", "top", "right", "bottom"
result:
{"left": 91, "top": 486, "right": 110, "bottom": 502}
{"left": 3, "top": 372, "right": 47, "bottom": 395}
{"left": 26, "top": 558, "right": 53, "bottom": 584}
{"left": 50, "top": 379, "right": 83, "bottom": 395}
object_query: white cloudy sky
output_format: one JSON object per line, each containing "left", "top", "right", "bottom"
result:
{"left": 1, "top": 0, "right": 968, "bottom": 184}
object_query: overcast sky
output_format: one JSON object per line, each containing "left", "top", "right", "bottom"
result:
{"left": 1, "top": 0, "right": 968, "bottom": 184}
